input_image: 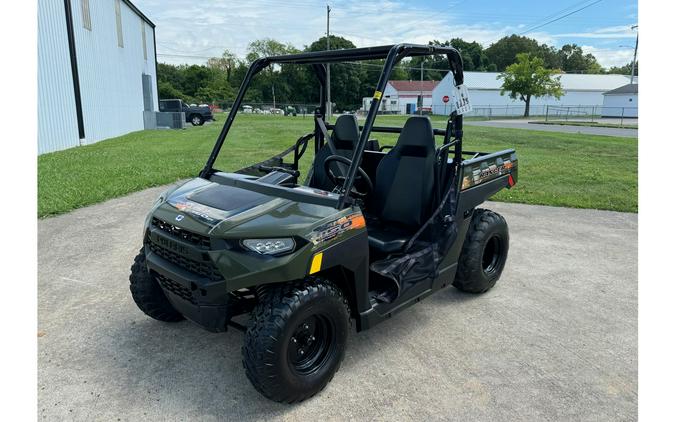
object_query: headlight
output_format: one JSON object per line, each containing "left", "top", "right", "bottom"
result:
{"left": 242, "top": 238, "right": 295, "bottom": 255}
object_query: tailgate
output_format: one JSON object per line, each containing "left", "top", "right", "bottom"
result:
{"left": 460, "top": 149, "right": 518, "bottom": 191}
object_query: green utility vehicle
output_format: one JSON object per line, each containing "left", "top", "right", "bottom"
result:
{"left": 130, "top": 44, "right": 518, "bottom": 403}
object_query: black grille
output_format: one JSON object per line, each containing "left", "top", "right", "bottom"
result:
{"left": 147, "top": 241, "right": 223, "bottom": 281}
{"left": 155, "top": 273, "right": 196, "bottom": 304}
{"left": 152, "top": 217, "right": 211, "bottom": 249}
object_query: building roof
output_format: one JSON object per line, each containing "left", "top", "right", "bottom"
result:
{"left": 603, "top": 83, "right": 638, "bottom": 95}
{"left": 456, "top": 71, "right": 635, "bottom": 92}
{"left": 388, "top": 80, "right": 439, "bottom": 92}
{"left": 122, "top": 0, "right": 155, "bottom": 28}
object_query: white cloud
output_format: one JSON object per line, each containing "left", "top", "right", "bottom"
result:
{"left": 582, "top": 45, "right": 636, "bottom": 68}
{"left": 136, "top": 0, "right": 635, "bottom": 69}
{"left": 552, "top": 25, "right": 637, "bottom": 39}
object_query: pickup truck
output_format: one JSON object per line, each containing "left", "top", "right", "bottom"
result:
{"left": 159, "top": 99, "right": 214, "bottom": 126}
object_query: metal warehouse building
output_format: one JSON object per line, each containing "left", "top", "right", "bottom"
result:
{"left": 38, "top": 0, "right": 158, "bottom": 154}
{"left": 431, "top": 71, "right": 636, "bottom": 116}
{"left": 602, "top": 84, "right": 638, "bottom": 118}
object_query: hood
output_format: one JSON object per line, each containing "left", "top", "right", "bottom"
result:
{"left": 160, "top": 178, "right": 282, "bottom": 228}
{"left": 154, "top": 176, "right": 345, "bottom": 240}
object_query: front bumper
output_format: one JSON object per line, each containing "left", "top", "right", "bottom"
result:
{"left": 145, "top": 249, "right": 232, "bottom": 332}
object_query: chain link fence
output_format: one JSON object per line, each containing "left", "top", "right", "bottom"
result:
{"left": 543, "top": 105, "right": 638, "bottom": 125}
{"left": 213, "top": 101, "right": 320, "bottom": 117}
{"left": 427, "top": 104, "right": 637, "bottom": 125}
{"left": 209, "top": 101, "right": 637, "bottom": 127}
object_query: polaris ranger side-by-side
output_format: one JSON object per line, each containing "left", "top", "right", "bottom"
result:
{"left": 130, "top": 44, "right": 518, "bottom": 403}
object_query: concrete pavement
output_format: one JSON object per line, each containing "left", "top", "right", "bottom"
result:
{"left": 38, "top": 185, "right": 637, "bottom": 421}
{"left": 465, "top": 119, "right": 638, "bottom": 138}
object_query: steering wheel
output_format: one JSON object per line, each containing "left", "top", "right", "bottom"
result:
{"left": 323, "top": 155, "right": 373, "bottom": 198}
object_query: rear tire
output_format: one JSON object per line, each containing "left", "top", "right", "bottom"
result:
{"left": 190, "top": 114, "right": 203, "bottom": 126}
{"left": 453, "top": 209, "right": 509, "bottom": 293}
{"left": 242, "top": 278, "right": 350, "bottom": 403}
{"left": 129, "top": 248, "right": 184, "bottom": 322}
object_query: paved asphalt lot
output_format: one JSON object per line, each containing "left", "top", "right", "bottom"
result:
{"left": 465, "top": 119, "right": 638, "bottom": 138}
{"left": 38, "top": 185, "right": 637, "bottom": 421}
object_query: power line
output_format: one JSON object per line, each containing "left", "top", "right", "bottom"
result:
{"left": 519, "top": 0, "right": 604, "bottom": 35}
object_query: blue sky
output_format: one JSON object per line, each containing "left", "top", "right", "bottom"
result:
{"left": 135, "top": 0, "right": 638, "bottom": 68}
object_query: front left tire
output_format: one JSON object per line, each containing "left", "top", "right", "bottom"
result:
{"left": 242, "top": 278, "right": 350, "bottom": 403}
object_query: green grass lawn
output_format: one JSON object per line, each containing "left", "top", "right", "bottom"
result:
{"left": 38, "top": 113, "right": 637, "bottom": 217}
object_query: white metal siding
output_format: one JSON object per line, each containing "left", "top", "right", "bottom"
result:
{"left": 432, "top": 71, "right": 634, "bottom": 116}
{"left": 38, "top": 0, "right": 81, "bottom": 154}
{"left": 602, "top": 94, "right": 638, "bottom": 117}
{"left": 38, "top": 0, "right": 157, "bottom": 154}
{"left": 70, "top": 0, "right": 157, "bottom": 145}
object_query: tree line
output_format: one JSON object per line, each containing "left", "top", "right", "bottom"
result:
{"left": 157, "top": 34, "right": 637, "bottom": 111}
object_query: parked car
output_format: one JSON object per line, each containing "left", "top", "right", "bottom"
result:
{"left": 242, "top": 105, "right": 253, "bottom": 113}
{"left": 159, "top": 99, "right": 214, "bottom": 126}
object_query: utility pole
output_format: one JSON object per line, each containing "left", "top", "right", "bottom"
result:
{"left": 272, "top": 84, "right": 276, "bottom": 109}
{"left": 419, "top": 61, "right": 423, "bottom": 115}
{"left": 630, "top": 24, "right": 638, "bottom": 84}
{"left": 326, "top": 4, "right": 332, "bottom": 118}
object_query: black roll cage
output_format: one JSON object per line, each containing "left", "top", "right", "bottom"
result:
{"left": 199, "top": 43, "right": 465, "bottom": 209}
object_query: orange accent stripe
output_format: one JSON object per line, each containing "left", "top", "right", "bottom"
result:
{"left": 350, "top": 214, "right": 366, "bottom": 229}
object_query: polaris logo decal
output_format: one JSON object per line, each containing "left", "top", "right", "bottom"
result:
{"left": 168, "top": 200, "right": 226, "bottom": 225}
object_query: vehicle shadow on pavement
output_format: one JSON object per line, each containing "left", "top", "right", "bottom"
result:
{"left": 96, "top": 285, "right": 477, "bottom": 417}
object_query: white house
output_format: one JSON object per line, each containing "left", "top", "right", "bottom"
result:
{"left": 38, "top": 0, "right": 158, "bottom": 154}
{"left": 602, "top": 84, "right": 638, "bottom": 118}
{"left": 431, "top": 71, "right": 637, "bottom": 116}
{"left": 362, "top": 80, "right": 439, "bottom": 114}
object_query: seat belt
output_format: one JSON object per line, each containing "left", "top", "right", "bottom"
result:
{"left": 315, "top": 117, "right": 348, "bottom": 176}
{"left": 315, "top": 117, "right": 337, "bottom": 155}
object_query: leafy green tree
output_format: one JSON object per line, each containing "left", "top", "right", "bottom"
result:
{"left": 246, "top": 38, "right": 299, "bottom": 63}
{"left": 538, "top": 44, "right": 563, "bottom": 70}
{"left": 158, "top": 80, "right": 185, "bottom": 100}
{"left": 557, "top": 44, "right": 602, "bottom": 73}
{"left": 241, "top": 39, "right": 301, "bottom": 105}
{"left": 307, "top": 36, "right": 364, "bottom": 111}
{"left": 206, "top": 50, "right": 238, "bottom": 81}
{"left": 199, "top": 74, "right": 235, "bottom": 103}
{"left": 607, "top": 61, "right": 638, "bottom": 75}
{"left": 498, "top": 53, "right": 563, "bottom": 117}
{"left": 450, "top": 38, "right": 488, "bottom": 71}
{"left": 485, "top": 35, "right": 543, "bottom": 71}
{"left": 181, "top": 65, "right": 216, "bottom": 97}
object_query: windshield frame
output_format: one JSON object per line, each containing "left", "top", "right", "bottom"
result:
{"left": 199, "top": 43, "right": 465, "bottom": 209}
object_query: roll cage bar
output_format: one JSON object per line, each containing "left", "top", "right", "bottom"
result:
{"left": 200, "top": 43, "right": 465, "bottom": 209}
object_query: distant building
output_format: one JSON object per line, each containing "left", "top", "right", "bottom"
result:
{"left": 38, "top": 0, "right": 158, "bottom": 154}
{"left": 602, "top": 84, "right": 638, "bottom": 118}
{"left": 431, "top": 71, "right": 637, "bottom": 116}
{"left": 362, "top": 80, "right": 439, "bottom": 114}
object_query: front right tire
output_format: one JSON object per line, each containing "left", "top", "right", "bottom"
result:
{"left": 129, "top": 248, "right": 184, "bottom": 322}
{"left": 242, "top": 278, "right": 350, "bottom": 403}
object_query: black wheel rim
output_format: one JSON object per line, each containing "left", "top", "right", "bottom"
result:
{"left": 482, "top": 235, "right": 502, "bottom": 275}
{"left": 288, "top": 314, "right": 335, "bottom": 375}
